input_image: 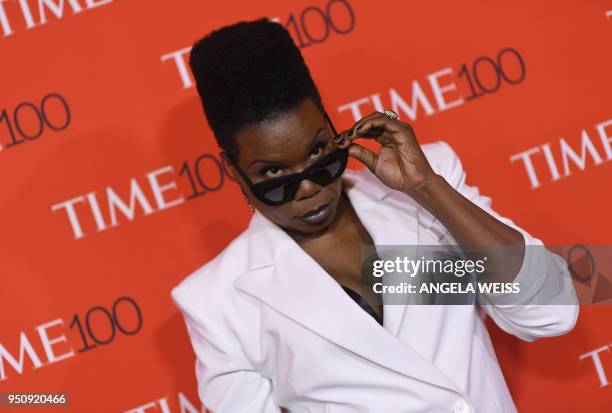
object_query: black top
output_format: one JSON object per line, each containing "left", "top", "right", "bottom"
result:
{"left": 341, "top": 285, "right": 384, "bottom": 326}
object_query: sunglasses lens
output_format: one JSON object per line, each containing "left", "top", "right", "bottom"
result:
{"left": 310, "top": 156, "right": 343, "bottom": 185}
{"left": 253, "top": 149, "right": 348, "bottom": 205}
{"left": 253, "top": 175, "right": 298, "bottom": 204}
{"left": 261, "top": 184, "right": 288, "bottom": 203}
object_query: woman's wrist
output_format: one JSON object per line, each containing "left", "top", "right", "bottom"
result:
{"left": 403, "top": 173, "right": 447, "bottom": 211}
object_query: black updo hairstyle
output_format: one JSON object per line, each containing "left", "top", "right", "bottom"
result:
{"left": 189, "top": 17, "right": 328, "bottom": 164}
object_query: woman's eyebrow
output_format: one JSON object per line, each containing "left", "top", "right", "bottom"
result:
{"left": 304, "top": 126, "right": 327, "bottom": 153}
{"left": 248, "top": 126, "right": 326, "bottom": 167}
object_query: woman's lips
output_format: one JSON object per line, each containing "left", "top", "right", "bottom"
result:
{"left": 299, "top": 202, "right": 332, "bottom": 225}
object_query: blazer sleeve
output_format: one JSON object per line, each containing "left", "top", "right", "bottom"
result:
{"left": 434, "top": 140, "right": 579, "bottom": 342}
{"left": 171, "top": 288, "right": 281, "bottom": 413}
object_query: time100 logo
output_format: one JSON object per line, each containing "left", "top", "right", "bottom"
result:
{"left": 0, "top": 92, "right": 70, "bottom": 153}
{"left": 0, "top": 296, "right": 142, "bottom": 381}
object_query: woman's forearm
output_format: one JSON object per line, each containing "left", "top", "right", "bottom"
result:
{"left": 406, "top": 173, "right": 525, "bottom": 282}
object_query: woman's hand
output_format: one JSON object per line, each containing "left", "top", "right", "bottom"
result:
{"left": 335, "top": 111, "right": 438, "bottom": 195}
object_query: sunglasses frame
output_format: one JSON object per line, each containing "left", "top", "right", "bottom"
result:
{"left": 222, "top": 110, "right": 349, "bottom": 206}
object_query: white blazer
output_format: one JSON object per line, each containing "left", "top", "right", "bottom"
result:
{"left": 171, "top": 140, "right": 579, "bottom": 413}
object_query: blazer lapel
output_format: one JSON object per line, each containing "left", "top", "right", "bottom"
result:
{"left": 234, "top": 169, "right": 460, "bottom": 394}
{"left": 341, "top": 172, "right": 419, "bottom": 338}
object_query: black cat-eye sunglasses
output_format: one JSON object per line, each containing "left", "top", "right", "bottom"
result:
{"left": 221, "top": 111, "right": 349, "bottom": 206}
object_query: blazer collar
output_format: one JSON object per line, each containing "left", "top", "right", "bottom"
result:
{"left": 235, "top": 169, "right": 461, "bottom": 394}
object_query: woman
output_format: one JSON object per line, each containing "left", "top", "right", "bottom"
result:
{"left": 171, "top": 18, "right": 578, "bottom": 413}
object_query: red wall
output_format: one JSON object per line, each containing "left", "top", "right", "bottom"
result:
{"left": 1, "top": 1, "right": 611, "bottom": 411}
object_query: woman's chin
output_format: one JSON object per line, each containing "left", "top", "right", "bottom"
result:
{"left": 289, "top": 204, "right": 334, "bottom": 237}
{"left": 296, "top": 201, "right": 333, "bottom": 226}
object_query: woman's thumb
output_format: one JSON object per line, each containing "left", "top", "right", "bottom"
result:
{"left": 348, "top": 143, "right": 377, "bottom": 173}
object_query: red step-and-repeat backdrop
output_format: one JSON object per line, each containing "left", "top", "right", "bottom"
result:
{"left": 1, "top": 1, "right": 611, "bottom": 411}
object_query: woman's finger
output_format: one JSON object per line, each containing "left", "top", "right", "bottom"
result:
{"left": 357, "top": 116, "right": 414, "bottom": 146}
{"left": 348, "top": 111, "right": 387, "bottom": 138}
{"left": 334, "top": 129, "right": 353, "bottom": 147}
{"left": 347, "top": 142, "right": 378, "bottom": 173}
{"left": 341, "top": 112, "right": 401, "bottom": 144}
{"left": 334, "top": 111, "right": 408, "bottom": 147}
{"left": 356, "top": 114, "right": 403, "bottom": 136}
{"left": 334, "top": 111, "right": 385, "bottom": 141}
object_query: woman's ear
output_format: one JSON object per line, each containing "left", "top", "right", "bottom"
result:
{"left": 219, "top": 151, "right": 238, "bottom": 181}
{"left": 220, "top": 151, "right": 250, "bottom": 194}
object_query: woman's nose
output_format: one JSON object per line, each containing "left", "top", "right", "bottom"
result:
{"left": 293, "top": 178, "right": 321, "bottom": 201}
